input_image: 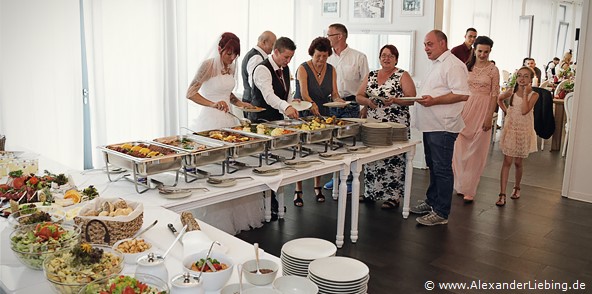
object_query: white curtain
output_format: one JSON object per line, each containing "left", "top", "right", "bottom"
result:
{"left": 0, "top": 0, "right": 84, "bottom": 169}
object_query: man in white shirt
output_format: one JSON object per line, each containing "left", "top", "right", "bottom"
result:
{"left": 241, "top": 31, "right": 276, "bottom": 104}
{"left": 250, "top": 37, "right": 299, "bottom": 122}
{"left": 411, "top": 30, "right": 470, "bottom": 226}
{"left": 323, "top": 23, "right": 369, "bottom": 192}
{"left": 326, "top": 23, "right": 369, "bottom": 119}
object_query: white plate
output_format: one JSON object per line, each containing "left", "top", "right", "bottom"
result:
{"left": 239, "top": 106, "right": 266, "bottom": 113}
{"left": 159, "top": 190, "right": 192, "bottom": 199}
{"left": 346, "top": 146, "right": 372, "bottom": 153}
{"left": 319, "top": 154, "right": 344, "bottom": 161}
{"left": 206, "top": 179, "right": 238, "bottom": 188}
{"left": 252, "top": 167, "right": 281, "bottom": 176}
{"left": 399, "top": 96, "right": 423, "bottom": 101}
{"left": 323, "top": 101, "right": 350, "bottom": 108}
{"left": 308, "top": 257, "right": 369, "bottom": 282}
{"left": 290, "top": 101, "right": 313, "bottom": 111}
{"left": 281, "top": 238, "right": 337, "bottom": 260}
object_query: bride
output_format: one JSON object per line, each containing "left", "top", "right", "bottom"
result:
{"left": 187, "top": 32, "right": 252, "bottom": 132}
{"left": 186, "top": 33, "right": 263, "bottom": 235}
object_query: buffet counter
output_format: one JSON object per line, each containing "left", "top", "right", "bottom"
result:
{"left": 0, "top": 206, "right": 281, "bottom": 293}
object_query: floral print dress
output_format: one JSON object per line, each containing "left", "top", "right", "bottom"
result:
{"left": 363, "top": 69, "right": 409, "bottom": 201}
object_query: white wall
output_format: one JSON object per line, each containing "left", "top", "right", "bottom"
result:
{"left": 562, "top": 0, "right": 592, "bottom": 203}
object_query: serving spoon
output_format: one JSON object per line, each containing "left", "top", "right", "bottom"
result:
{"left": 132, "top": 220, "right": 158, "bottom": 238}
{"left": 226, "top": 111, "right": 252, "bottom": 127}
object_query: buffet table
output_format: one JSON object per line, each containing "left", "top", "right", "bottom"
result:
{"left": 0, "top": 206, "right": 281, "bottom": 293}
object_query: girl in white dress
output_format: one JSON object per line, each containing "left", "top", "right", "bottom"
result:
{"left": 187, "top": 32, "right": 253, "bottom": 132}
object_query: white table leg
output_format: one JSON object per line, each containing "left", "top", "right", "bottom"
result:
{"left": 277, "top": 187, "right": 285, "bottom": 219}
{"left": 335, "top": 168, "right": 348, "bottom": 248}
{"left": 331, "top": 172, "right": 339, "bottom": 200}
{"left": 264, "top": 190, "right": 271, "bottom": 222}
{"left": 350, "top": 161, "right": 361, "bottom": 243}
{"left": 402, "top": 147, "right": 416, "bottom": 219}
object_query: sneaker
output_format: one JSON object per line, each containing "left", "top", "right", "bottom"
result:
{"left": 323, "top": 179, "right": 334, "bottom": 190}
{"left": 410, "top": 200, "right": 432, "bottom": 215}
{"left": 416, "top": 211, "right": 448, "bottom": 226}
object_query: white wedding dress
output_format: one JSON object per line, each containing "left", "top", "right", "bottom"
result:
{"left": 188, "top": 73, "right": 238, "bottom": 132}
{"left": 187, "top": 73, "right": 265, "bottom": 235}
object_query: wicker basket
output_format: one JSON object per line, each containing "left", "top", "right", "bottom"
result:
{"left": 74, "top": 198, "right": 143, "bottom": 246}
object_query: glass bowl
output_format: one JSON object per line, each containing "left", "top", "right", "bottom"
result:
{"left": 78, "top": 273, "right": 169, "bottom": 294}
{"left": 43, "top": 244, "right": 124, "bottom": 294}
{"left": 9, "top": 222, "right": 80, "bottom": 270}
{"left": 7, "top": 204, "right": 66, "bottom": 230}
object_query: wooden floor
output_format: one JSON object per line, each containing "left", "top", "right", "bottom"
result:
{"left": 236, "top": 140, "right": 592, "bottom": 293}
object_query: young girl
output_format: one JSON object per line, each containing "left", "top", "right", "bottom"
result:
{"left": 496, "top": 66, "right": 539, "bottom": 206}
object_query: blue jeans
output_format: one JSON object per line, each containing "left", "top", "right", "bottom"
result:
{"left": 423, "top": 131, "right": 458, "bottom": 219}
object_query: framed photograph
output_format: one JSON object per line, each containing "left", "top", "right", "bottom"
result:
{"left": 322, "top": 0, "right": 340, "bottom": 18}
{"left": 401, "top": 0, "right": 423, "bottom": 16}
{"left": 349, "top": 0, "right": 392, "bottom": 24}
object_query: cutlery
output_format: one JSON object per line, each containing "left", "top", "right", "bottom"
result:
{"left": 252, "top": 166, "right": 296, "bottom": 174}
{"left": 197, "top": 241, "right": 222, "bottom": 281}
{"left": 206, "top": 176, "right": 252, "bottom": 184}
{"left": 206, "top": 259, "right": 218, "bottom": 272}
{"left": 283, "top": 159, "right": 323, "bottom": 166}
{"left": 225, "top": 111, "right": 252, "bottom": 127}
{"left": 133, "top": 220, "right": 158, "bottom": 238}
{"left": 254, "top": 243, "right": 262, "bottom": 274}
{"left": 167, "top": 223, "right": 183, "bottom": 244}
{"left": 161, "top": 224, "right": 187, "bottom": 260}
{"left": 238, "top": 264, "right": 244, "bottom": 293}
{"left": 158, "top": 186, "right": 208, "bottom": 194}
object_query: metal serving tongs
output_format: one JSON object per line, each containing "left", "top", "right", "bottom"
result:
{"left": 197, "top": 241, "right": 222, "bottom": 281}
{"left": 252, "top": 166, "right": 296, "bottom": 174}
{"left": 151, "top": 179, "right": 209, "bottom": 194}
{"left": 226, "top": 111, "right": 252, "bottom": 127}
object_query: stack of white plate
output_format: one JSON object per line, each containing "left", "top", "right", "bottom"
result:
{"left": 386, "top": 122, "right": 409, "bottom": 141}
{"left": 308, "top": 256, "right": 370, "bottom": 294}
{"left": 361, "top": 122, "right": 393, "bottom": 147}
{"left": 281, "top": 238, "right": 337, "bottom": 277}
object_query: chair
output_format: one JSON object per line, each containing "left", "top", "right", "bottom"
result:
{"left": 554, "top": 80, "right": 569, "bottom": 97}
{"left": 539, "top": 80, "right": 551, "bottom": 88}
{"left": 562, "top": 92, "right": 574, "bottom": 157}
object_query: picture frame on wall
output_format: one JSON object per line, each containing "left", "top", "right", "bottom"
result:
{"left": 349, "top": 0, "right": 392, "bottom": 23}
{"left": 322, "top": 0, "right": 340, "bottom": 18}
{"left": 401, "top": 0, "right": 423, "bottom": 16}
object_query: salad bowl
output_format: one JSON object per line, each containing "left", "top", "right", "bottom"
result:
{"left": 10, "top": 222, "right": 80, "bottom": 270}
{"left": 78, "top": 273, "right": 169, "bottom": 294}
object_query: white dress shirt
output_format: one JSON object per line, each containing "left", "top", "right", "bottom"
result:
{"left": 253, "top": 56, "right": 291, "bottom": 113}
{"left": 327, "top": 46, "right": 369, "bottom": 97}
{"left": 246, "top": 45, "right": 267, "bottom": 87}
{"left": 414, "top": 50, "right": 470, "bottom": 133}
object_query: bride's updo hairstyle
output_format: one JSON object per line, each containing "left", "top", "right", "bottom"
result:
{"left": 219, "top": 32, "right": 241, "bottom": 56}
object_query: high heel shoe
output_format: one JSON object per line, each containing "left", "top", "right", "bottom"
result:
{"left": 511, "top": 186, "right": 521, "bottom": 199}
{"left": 496, "top": 193, "right": 506, "bottom": 206}
{"left": 293, "top": 191, "right": 303, "bottom": 207}
{"left": 314, "top": 187, "right": 325, "bottom": 202}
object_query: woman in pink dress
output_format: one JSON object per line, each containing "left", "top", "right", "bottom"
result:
{"left": 496, "top": 66, "right": 539, "bottom": 206}
{"left": 452, "top": 36, "right": 499, "bottom": 203}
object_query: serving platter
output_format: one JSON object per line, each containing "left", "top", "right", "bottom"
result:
{"left": 238, "top": 105, "right": 266, "bottom": 113}
{"left": 399, "top": 97, "right": 423, "bottom": 101}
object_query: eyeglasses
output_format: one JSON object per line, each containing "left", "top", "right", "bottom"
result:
{"left": 380, "top": 54, "right": 396, "bottom": 59}
{"left": 326, "top": 33, "right": 340, "bottom": 37}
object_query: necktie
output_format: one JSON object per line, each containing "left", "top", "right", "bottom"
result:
{"left": 276, "top": 68, "right": 286, "bottom": 90}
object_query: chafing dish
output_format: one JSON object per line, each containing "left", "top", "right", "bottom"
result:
{"left": 98, "top": 141, "right": 187, "bottom": 193}
{"left": 230, "top": 124, "right": 301, "bottom": 150}
{"left": 193, "top": 129, "right": 269, "bottom": 158}
{"left": 153, "top": 135, "right": 230, "bottom": 168}
{"left": 267, "top": 119, "right": 334, "bottom": 145}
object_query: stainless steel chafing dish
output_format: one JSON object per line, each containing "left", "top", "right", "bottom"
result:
{"left": 321, "top": 117, "right": 362, "bottom": 139}
{"left": 193, "top": 129, "right": 269, "bottom": 158}
{"left": 267, "top": 119, "right": 334, "bottom": 145}
{"left": 153, "top": 135, "right": 230, "bottom": 168}
{"left": 98, "top": 141, "right": 187, "bottom": 193}
{"left": 229, "top": 124, "right": 301, "bottom": 150}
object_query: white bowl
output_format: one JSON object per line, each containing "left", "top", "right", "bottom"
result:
{"left": 273, "top": 276, "right": 319, "bottom": 294}
{"left": 242, "top": 259, "right": 279, "bottom": 286}
{"left": 112, "top": 237, "right": 152, "bottom": 264}
{"left": 182, "top": 251, "right": 234, "bottom": 291}
{"left": 220, "top": 283, "right": 253, "bottom": 294}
